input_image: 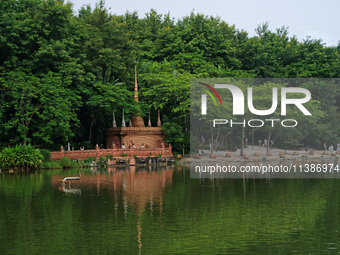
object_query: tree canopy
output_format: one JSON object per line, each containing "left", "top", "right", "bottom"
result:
{"left": 0, "top": 0, "right": 339, "bottom": 152}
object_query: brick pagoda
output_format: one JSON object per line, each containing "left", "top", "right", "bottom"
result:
{"left": 106, "top": 67, "right": 168, "bottom": 149}
{"left": 50, "top": 67, "right": 172, "bottom": 161}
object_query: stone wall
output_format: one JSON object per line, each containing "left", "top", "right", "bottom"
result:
{"left": 106, "top": 126, "right": 167, "bottom": 149}
{"left": 50, "top": 145, "right": 172, "bottom": 161}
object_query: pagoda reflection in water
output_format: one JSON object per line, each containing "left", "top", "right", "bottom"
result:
{"left": 51, "top": 166, "right": 174, "bottom": 254}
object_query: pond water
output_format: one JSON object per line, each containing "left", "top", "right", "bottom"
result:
{"left": 0, "top": 165, "right": 339, "bottom": 254}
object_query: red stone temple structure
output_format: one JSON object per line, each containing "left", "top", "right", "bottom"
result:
{"left": 106, "top": 67, "right": 167, "bottom": 149}
{"left": 50, "top": 68, "right": 172, "bottom": 162}
{"left": 106, "top": 109, "right": 166, "bottom": 149}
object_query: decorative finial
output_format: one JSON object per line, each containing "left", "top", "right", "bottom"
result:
{"left": 121, "top": 109, "right": 126, "bottom": 127}
{"left": 113, "top": 111, "right": 117, "bottom": 128}
{"left": 134, "top": 65, "right": 138, "bottom": 102}
{"left": 157, "top": 109, "right": 161, "bottom": 127}
{"left": 148, "top": 111, "right": 152, "bottom": 127}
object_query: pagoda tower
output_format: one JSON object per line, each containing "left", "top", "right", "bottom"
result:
{"left": 131, "top": 66, "right": 145, "bottom": 127}
{"left": 106, "top": 67, "right": 167, "bottom": 149}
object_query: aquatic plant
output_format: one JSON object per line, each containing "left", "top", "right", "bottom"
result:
{"left": 0, "top": 144, "right": 43, "bottom": 170}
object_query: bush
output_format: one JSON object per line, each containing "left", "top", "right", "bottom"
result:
{"left": 41, "top": 160, "right": 62, "bottom": 169}
{"left": 105, "top": 154, "right": 113, "bottom": 160}
{"left": 0, "top": 144, "right": 43, "bottom": 170}
{"left": 40, "top": 149, "right": 51, "bottom": 162}
{"left": 84, "top": 157, "right": 96, "bottom": 167}
{"left": 59, "top": 157, "right": 78, "bottom": 168}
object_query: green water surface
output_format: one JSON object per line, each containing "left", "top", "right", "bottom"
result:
{"left": 0, "top": 166, "right": 339, "bottom": 254}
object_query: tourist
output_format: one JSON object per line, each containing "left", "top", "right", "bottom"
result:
{"left": 324, "top": 142, "right": 327, "bottom": 150}
{"left": 329, "top": 145, "right": 334, "bottom": 153}
{"left": 80, "top": 145, "right": 84, "bottom": 150}
{"left": 141, "top": 144, "right": 145, "bottom": 148}
{"left": 337, "top": 142, "right": 340, "bottom": 151}
{"left": 258, "top": 139, "right": 262, "bottom": 147}
{"left": 72, "top": 146, "right": 74, "bottom": 151}
{"left": 132, "top": 143, "right": 136, "bottom": 149}
{"left": 122, "top": 143, "right": 126, "bottom": 149}
{"left": 100, "top": 144, "right": 103, "bottom": 149}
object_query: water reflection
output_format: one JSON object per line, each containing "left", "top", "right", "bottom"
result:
{"left": 51, "top": 165, "right": 173, "bottom": 254}
{"left": 1, "top": 166, "right": 339, "bottom": 254}
{"left": 58, "top": 184, "right": 81, "bottom": 195}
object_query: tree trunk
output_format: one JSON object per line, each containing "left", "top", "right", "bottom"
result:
{"left": 267, "top": 131, "right": 272, "bottom": 154}
{"left": 88, "top": 117, "right": 96, "bottom": 144}
{"left": 241, "top": 125, "right": 245, "bottom": 151}
{"left": 210, "top": 123, "right": 214, "bottom": 153}
{"left": 252, "top": 128, "right": 254, "bottom": 149}
{"left": 215, "top": 126, "right": 220, "bottom": 152}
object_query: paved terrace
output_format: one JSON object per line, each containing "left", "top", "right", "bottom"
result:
{"left": 187, "top": 146, "right": 340, "bottom": 163}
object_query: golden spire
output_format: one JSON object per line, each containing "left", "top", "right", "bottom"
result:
{"left": 121, "top": 109, "right": 126, "bottom": 127}
{"left": 113, "top": 111, "right": 117, "bottom": 128}
{"left": 148, "top": 111, "right": 152, "bottom": 127}
{"left": 134, "top": 65, "right": 138, "bottom": 102}
{"left": 157, "top": 109, "right": 161, "bottom": 127}
{"left": 131, "top": 65, "right": 145, "bottom": 127}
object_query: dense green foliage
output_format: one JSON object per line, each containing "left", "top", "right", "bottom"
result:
{"left": 40, "top": 149, "right": 51, "bottom": 161}
{"left": 0, "top": 144, "right": 43, "bottom": 170}
{"left": 0, "top": 0, "right": 339, "bottom": 152}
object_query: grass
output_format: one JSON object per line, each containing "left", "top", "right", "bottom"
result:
{"left": 41, "top": 160, "right": 62, "bottom": 169}
{"left": 40, "top": 157, "right": 106, "bottom": 169}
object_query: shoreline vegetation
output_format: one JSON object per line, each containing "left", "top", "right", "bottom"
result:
{"left": 0, "top": 0, "right": 339, "bottom": 158}
{"left": 0, "top": 144, "right": 339, "bottom": 172}
{"left": 0, "top": 144, "right": 178, "bottom": 172}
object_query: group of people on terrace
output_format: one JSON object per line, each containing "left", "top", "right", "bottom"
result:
{"left": 61, "top": 141, "right": 166, "bottom": 152}
{"left": 324, "top": 142, "right": 340, "bottom": 152}
{"left": 121, "top": 143, "right": 150, "bottom": 149}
